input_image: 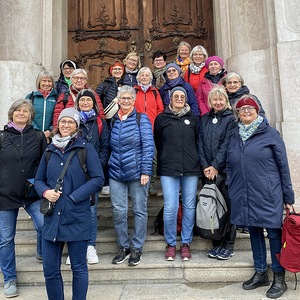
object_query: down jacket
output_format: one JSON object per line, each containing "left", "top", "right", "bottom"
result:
{"left": 95, "top": 76, "right": 121, "bottom": 108}
{"left": 0, "top": 125, "right": 47, "bottom": 210}
{"left": 108, "top": 109, "right": 154, "bottom": 181}
{"left": 199, "top": 108, "right": 236, "bottom": 172}
{"left": 154, "top": 107, "right": 201, "bottom": 176}
{"left": 34, "top": 137, "right": 104, "bottom": 242}
{"left": 26, "top": 89, "right": 57, "bottom": 131}
{"left": 226, "top": 120, "right": 295, "bottom": 228}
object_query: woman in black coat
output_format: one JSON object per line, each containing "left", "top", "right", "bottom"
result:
{"left": 154, "top": 86, "right": 201, "bottom": 262}
{"left": 0, "top": 99, "right": 47, "bottom": 297}
{"left": 199, "top": 86, "right": 237, "bottom": 260}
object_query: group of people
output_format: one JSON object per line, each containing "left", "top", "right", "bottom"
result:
{"left": 0, "top": 40, "right": 295, "bottom": 300}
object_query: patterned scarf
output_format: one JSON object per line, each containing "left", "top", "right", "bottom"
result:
{"left": 79, "top": 109, "right": 96, "bottom": 124}
{"left": 153, "top": 66, "right": 167, "bottom": 89}
{"left": 238, "top": 115, "right": 263, "bottom": 143}
{"left": 175, "top": 57, "right": 191, "bottom": 73}
{"left": 168, "top": 103, "right": 190, "bottom": 118}
{"left": 189, "top": 62, "right": 205, "bottom": 74}
{"left": 52, "top": 132, "right": 78, "bottom": 149}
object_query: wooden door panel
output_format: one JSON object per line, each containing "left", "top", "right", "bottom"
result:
{"left": 68, "top": 0, "right": 214, "bottom": 87}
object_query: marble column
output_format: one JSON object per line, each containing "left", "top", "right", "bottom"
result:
{"left": 213, "top": 0, "right": 300, "bottom": 201}
{"left": 0, "top": 0, "right": 67, "bottom": 128}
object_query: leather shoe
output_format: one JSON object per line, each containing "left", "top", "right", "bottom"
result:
{"left": 242, "top": 271, "right": 270, "bottom": 290}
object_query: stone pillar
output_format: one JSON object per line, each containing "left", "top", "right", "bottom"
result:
{"left": 213, "top": 0, "right": 300, "bottom": 202}
{"left": 0, "top": 0, "right": 67, "bottom": 128}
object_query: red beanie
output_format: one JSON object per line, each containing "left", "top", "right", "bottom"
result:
{"left": 109, "top": 62, "right": 125, "bottom": 74}
{"left": 235, "top": 97, "right": 259, "bottom": 112}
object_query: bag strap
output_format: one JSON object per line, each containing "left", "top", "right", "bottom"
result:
{"left": 6, "top": 134, "right": 27, "bottom": 178}
{"left": 54, "top": 149, "right": 78, "bottom": 192}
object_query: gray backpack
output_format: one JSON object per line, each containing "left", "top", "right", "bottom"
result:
{"left": 195, "top": 183, "right": 229, "bottom": 240}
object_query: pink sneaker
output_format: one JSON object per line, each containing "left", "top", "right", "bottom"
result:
{"left": 165, "top": 245, "right": 176, "bottom": 261}
{"left": 180, "top": 243, "right": 191, "bottom": 261}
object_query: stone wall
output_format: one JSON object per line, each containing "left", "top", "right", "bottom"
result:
{"left": 214, "top": 0, "right": 300, "bottom": 204}
{"left": 0, "top": 0, "right": 67, "bottom": 128}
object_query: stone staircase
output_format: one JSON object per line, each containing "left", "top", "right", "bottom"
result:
{"left": 14, "top": 182, "right": 295, "bottom": 287}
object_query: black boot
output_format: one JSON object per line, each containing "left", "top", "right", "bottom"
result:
{"left": 242, "top": 271, "right": 270, "bottom": 290}
{"left": 266, "top": 271, "right": 287, "bottom": 299}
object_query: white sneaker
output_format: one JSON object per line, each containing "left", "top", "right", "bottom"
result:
{"left": 100, "top": 186, "right": 110, "bottom": 196}
{"left": 66, "top": 256, "right": 71, "bottom": 265}
{"left": 87, "top": 245, "right": 99, "bottom": 264}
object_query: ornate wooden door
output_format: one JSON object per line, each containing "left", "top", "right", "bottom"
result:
{"left": 68, "top": 0, "right": 214, "bottom": 88}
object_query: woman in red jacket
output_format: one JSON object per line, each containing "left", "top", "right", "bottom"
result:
{"left": 134, "top": 67, "right": 164, "bottom": 196}
{"left": 52, "top": 69, "right": 104, "bottom": 128}
{"left": 184, "top": 45, "right": 208, "bottom": 93}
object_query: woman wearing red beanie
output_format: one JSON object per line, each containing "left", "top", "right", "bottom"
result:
{"left": 227, "top": 94, "right": 294, "bottom": 299}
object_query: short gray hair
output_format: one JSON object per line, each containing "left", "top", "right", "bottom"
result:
{"left": 70, "top": 68, "right": 88, "bottom": 80}
{"left": 117, "top": 85, "right": 136, "bottom": 100}
{"left": 137, "top": 67, "right": 153, "bottom": 82}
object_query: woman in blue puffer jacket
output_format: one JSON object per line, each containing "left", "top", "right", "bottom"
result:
{"left": 109, "top": 85, "right": 154, "bottom": 267}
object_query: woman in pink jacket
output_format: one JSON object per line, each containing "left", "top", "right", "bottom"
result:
{"left": 196, "top": 56, "right": 226, "bottom": 116}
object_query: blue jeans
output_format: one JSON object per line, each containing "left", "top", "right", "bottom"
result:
{"left": 160, "top": 176, "right": 198, "bottom": 246}
{"left": 110, "top": 178, "right": 149, "bottom": 250}
{"left": 89, "top": 193, "right": 98, "bottom": 247}
{"left": 43, "top": 239, "right": 88, "bottom": 300}
{"left": 248, "top": 226, "right": 284, "bottom": 273}
{"left": 0, "top": 200, "right": 43, "bottom": 283}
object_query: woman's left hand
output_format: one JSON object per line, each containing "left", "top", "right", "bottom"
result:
{"left": 141, "top": 174, "right": 150, "bottom": 186}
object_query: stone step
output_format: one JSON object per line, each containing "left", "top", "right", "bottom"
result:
{"left": 14, "top": 251, "right": 296, "bottom": 286}
{"left": 15, "top": 228, "right": 252, "bottom": 256}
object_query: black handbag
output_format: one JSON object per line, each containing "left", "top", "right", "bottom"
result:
{"left": 40, "top": 149, "right": 78, "bottom": 216}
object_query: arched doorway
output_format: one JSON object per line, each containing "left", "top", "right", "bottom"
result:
{"left": 68, "top": 0, "right": 215, "bottom": 87}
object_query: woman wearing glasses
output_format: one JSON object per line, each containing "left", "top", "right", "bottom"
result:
{"left": 52, "top": 69, "right": 105, "bottom": 128}
{"left": 226, "top": 95, "right": 294, "bottom": 299}
{"left": 184, "top": 45, "right": 208, "bottom": 92}
{"left": 55, "top": 59, "right": 77, "bottom": 96}
{"left": 122, "top": 52, "right": 141, "bottom": 87}
{"left": 109, "top": 86, "right": 154, "bottom": 267}
{"left": 159, "top": 63, "right": 200, "bottom": 119}
{"left": 222, "top": 72, "right": 266, "bottom": 118}
{"left": 35, "top": 108, "right": 104, "bottom": 300}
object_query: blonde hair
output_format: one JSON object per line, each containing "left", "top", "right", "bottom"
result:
{"left": 176, "top": 41, "right": 191, "bottom": 58}
{"left": 208, "top": 86, "right": 231, "bottom": 110}
{"left": 123, "top": 52, "right": 141, "bottom": 69}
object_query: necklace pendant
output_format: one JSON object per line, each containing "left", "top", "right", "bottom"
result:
{"left": 212, "top": 117, "right": 218, "bottom": 124}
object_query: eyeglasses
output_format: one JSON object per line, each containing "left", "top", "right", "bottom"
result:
{"left": 60, "top": 120, "right": 76, "bottom": 126}
{"left": 154, "top": 58, "right": 165, "bottom": 63}
{"left": 112, "top": 67, "right": 123, "bottom": 71}
{"left": 236, "top": 106, "right": 256, "bottom": 113}
{"left": 120, "top": 97, "right": 133, "bottom": 101}
{"left": 167, "top": 69, "right": 178, "bottom": 73}
{"left": 226, "top": 81, "right": 241, "bottom": 85}
{"left": 193, "top": 53, "right": 204, "bottom": 57}
{"left": 72, "top": 76, "right": 86, "bottom": 81}
{"left": 63, "top": 67, "right": 74, "bottom": 71}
